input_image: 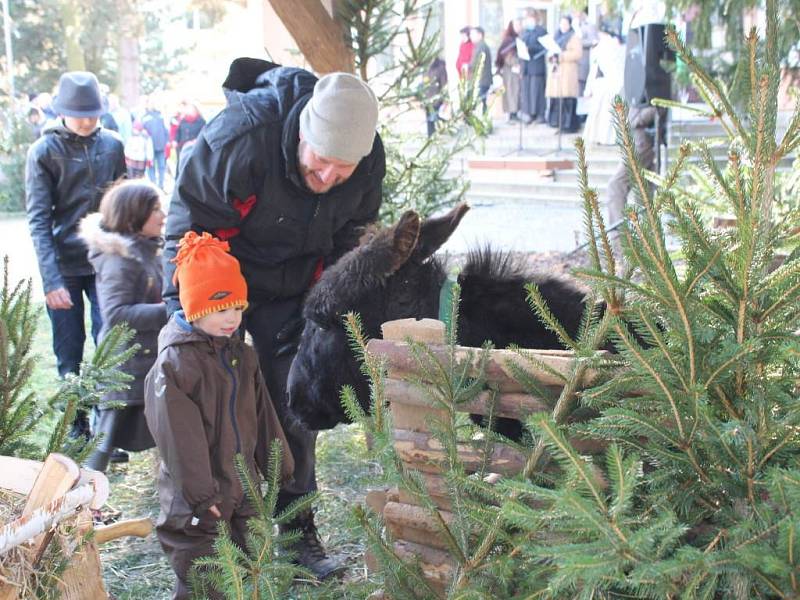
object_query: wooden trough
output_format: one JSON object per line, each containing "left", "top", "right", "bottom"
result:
{"left": 0, "top": 453, "right": 152, "bottom": 600}
{"left": 364, "top": 318, "right": 605, "bottom": 597}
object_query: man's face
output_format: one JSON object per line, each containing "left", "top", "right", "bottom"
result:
{"left": 63, "top": 116, "right": 99, "bottom": 137}
{"left": 470, "top": 29, "right": 482, "bottom": 43}
{"left": 297, "top": 140, "right": 358, "bottom": 194}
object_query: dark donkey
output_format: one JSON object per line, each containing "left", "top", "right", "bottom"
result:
{"left": 287, "top": 204, "right": 591, "bottom": 433}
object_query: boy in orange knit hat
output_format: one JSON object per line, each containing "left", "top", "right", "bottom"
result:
{"left": 144, "top": 231, "right": 294, "bottom": 600}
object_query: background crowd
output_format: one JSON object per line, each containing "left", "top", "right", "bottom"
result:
{"left": 439, "top": 6, "right": 627, "bottom": 145}
{"left": 22, "top": 88, "right": 207, "bottom": 191}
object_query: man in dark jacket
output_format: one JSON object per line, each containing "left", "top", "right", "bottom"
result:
{"left": 520, "top": 10, "right": 548, "bottom": 123}
{"left": 142, "top": 96, "right": 170, "bottom": 189}
{"left": 163, "top": 58, "right": 385, "bottom": 580}
{"left": 25, "top": 71, "right": 126, "bottom": 438}
{"left": 469, "top": 27, "right": 493, "bottom": 113}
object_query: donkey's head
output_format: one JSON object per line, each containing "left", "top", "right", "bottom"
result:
{"left": 287, "top": 204, "right": 469, "bottom": 430}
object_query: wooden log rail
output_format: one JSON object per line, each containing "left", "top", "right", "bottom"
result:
{"left": 365, "top": 319, "right": 608, "bottom": 597}
{"left": 367, "top": 338, "right": 598, "bottom": 391}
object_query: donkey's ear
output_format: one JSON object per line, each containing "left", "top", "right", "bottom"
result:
{"left": 410, "top": 203, "right": 470, "bottom": 263}
{"left": 389, "top": 210, "right": 421, "bottom": 272}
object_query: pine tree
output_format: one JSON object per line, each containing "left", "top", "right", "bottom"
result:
{"left": 494, "top": 0, "right": 800, "bottom": 596}
{"left": 337, "top": 0, "right": 489, "bottom": 224}
{"left": 0, "top": 255, "right": 140, "bottom": 462}
{"left": 344, "top": 0, "right": 800, "bottom": 597}
{"left": 0, "top": 256, "right": 41, "bottom": 456}
{"left": 189, "top": 442, "right": 314, "bottom": 599}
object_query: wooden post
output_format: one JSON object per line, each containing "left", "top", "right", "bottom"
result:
{"left": 266, "top": 0, "right": 354, "bottom": 74}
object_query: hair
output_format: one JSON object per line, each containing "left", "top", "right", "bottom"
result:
{"left": 600, "top": 27, "right": 623, "bottom": 43}
{"left": 561, "top": 14, "right": 573, "bottom": 26}
{"left": 460, "top": 26, "right": 471, "bottom": 35}
{"left": 472, "top": 26, "right": 485, "bottom": 35}
{"left": 99, "top": 179, "right": 161, "bottom": 235}
{"left": 503, "top": 20, "right": 517, "bottom": 39}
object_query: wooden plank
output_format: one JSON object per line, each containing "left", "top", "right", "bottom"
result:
{"left": 385, "top": 378, "right": 553, "bottom": 420}
{"left": 382, "top": 319, "right": 445, "bottom": 343}
{"left": 390, "top": 401, "right": 448, "bottom": 433}
{"left": 22, "top": 454, "right": 80, "bottom": 517}
{"left": 393, "top": 540, "right": 454, "bottom": 596}
{"left": 384, "top": 502, "right": 454, "bottom": 551}
{"left": 365, "top": 489, "right": 390, "bottom": 515}
{"left": 266, "top": 0, "right": 354, "bottom": 74}
{"left": 57, "top": 508, "right": 107, "bottom": 600}
{"left": 77, "top": 469, "right": 109, "bottom": 510}
{"left": 392, "top": 429, "right": 527, "bottom": 475}
{"left": 368, "top": 339, "right": 596, "bottom": 390}
{"left": 0, "top": 456, "right": 42, "bottom": 496}
{"left": 395, "top": 472, "right": 452, "bottom": 510}
{"left": 93, "top": 518, "right": 152, "bottom": 544}
{"left": 21, "top": 453, "right": 81, "bottom": 564}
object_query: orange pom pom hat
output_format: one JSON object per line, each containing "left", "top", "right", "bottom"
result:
{"left": 172, "top": 231, "right": 248, "bottom": 322}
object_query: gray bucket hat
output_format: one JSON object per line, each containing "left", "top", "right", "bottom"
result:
{"left": 52, "top": 71, "right": 104, "bottom": 118}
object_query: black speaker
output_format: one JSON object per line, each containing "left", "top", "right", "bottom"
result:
{"left": 623, "top": 23, "right": 674, "bottom": 105}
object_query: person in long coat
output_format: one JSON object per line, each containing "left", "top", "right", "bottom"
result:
{"left": 583, "top": 29, "right": 627, "bottom": 145}
{"left": 519, "top": 10, "right": 548, "bottom": 123}
{"left": 546, "top": 15, "right": 582, "bottom": 132}
{"left": 80, "top": 180, "right": 167, "bottom": 472}
{"left": 495, "top": 19, "right": 522, "bottom": 121}
{"left": 469, "top": 27, "right": 493, "bottom": 113}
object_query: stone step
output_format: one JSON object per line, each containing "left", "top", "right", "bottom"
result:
{"left": 466, "top": 187, "right": 604, "bottom": 205}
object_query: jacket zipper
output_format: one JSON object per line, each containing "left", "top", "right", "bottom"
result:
{"left": 220, "top": 346, "right": 242, "bottom": 454}
{"left": 82, "top": 142, "right": 96, "bottom": 203}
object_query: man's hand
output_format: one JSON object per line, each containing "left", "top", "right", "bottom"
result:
{"left": 208, "top": 505, "right": 222, "bottom": 518}
{"left": 45, "top": 287, "right": 73, "bottom": 310}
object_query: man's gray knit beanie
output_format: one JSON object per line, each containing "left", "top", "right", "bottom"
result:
{"left": 299, "top": 72, "right": 379, "bottom": 164}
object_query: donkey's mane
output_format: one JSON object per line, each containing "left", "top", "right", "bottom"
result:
{"left": 459, "top": 246, "right": 531, "bottom": 282}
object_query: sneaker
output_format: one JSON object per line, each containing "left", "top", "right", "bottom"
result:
{"left": 279, "top": 509, "right": 345, "bottom": 581}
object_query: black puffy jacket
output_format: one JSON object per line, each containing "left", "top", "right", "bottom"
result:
{"left": 163, "top": 59, "right": 385, "bottom": 307}
{"left": 25, "top": 122, "right": 126, "bottom": 292}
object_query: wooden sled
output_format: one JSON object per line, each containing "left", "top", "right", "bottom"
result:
{"left": 0, "top": 453, "right": 152, "bottom": 600}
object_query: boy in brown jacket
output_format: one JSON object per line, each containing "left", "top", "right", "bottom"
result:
{"left": 144, "top": 231, "right": 294, "bottom": 600}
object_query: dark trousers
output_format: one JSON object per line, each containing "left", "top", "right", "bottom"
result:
{"left": 46, "top": 274, "right": 102, "bottom": 377}
{"left": 148, "top": 150, "right": 168, "bottom": 189}
{"left": 478, "top": 84, "right": 490, "bottom": 114}
{"left": 548, "top": 97, "right": 579, "bottom": 132}
{"left": 521, "top": 74, "right": 547, "bottom": 121}
{"left": 157, "top": 493, "right": 251, "bottom": 600}
{"left": 425, "top": 105, "right": 441, "bottom": 137}
{"left": 244, "top": 296, "right": 317, "bottom": 512}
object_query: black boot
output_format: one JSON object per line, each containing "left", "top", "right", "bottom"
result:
{"left": 68, "top": 409, "right": 91, "bottom": 441}
{"left": 280, "top": 509, "right": 344, "bottom": 580}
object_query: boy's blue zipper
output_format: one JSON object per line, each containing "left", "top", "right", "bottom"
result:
{"left": 220, "top": 346, "right": 242, "bottom": 454}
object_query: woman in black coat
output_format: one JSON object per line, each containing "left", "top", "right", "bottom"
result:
{"left": 80, "top": 180, "right": 167, "bottom": 472}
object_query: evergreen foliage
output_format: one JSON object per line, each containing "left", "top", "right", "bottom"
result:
{"left": 337, "top": 0, "right": 489, "bottom": 223}
{"left": 0, "top": 102, "right": 35, "bottom": 212}
{"left": 189, "top": 442, "right": 315, "bottom": 599}
{"left": 0, "top": 256, "right": 40, "bottom": 456}
{"left": 341, "top": 2, "right": 800, "bottom": 597}
{"left": 0, "top": 255, "right": 139, "bottom": 461}
{"left": 494, "top": 2, "right": 800, "bottom": 596}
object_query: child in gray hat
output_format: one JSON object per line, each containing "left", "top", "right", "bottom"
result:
{"left": 25, "top": 71, "right": 126, "bottom": 441}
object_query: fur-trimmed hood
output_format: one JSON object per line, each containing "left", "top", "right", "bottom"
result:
{"left": 79, "top": 212, "right": 162, "bottom": 263}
